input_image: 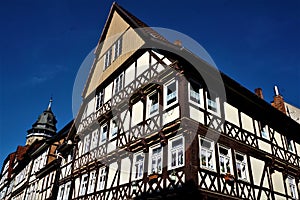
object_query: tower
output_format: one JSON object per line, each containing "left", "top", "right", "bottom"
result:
{"left": 26, "top": 98, "right": 57, "bottom": 145}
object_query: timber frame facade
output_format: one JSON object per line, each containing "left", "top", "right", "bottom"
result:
{"left": 1, "top": 2, "right": 300, "bottom": 200}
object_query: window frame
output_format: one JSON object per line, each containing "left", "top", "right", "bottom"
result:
{"left": 287, "top": 176, "right": 298, "bottom": 199}
{"left": 132, "top": 152, "right": 145, "bottom": 180}
{"left": 146, "top": 90, "right": 159, "bottom": 118}
{"left": 164, "top": 79, "right": 178, "bottom": 109}
{"left": 87, "top": 170, "right": 97, "bottom": 194}
{"left": 114, "top": 37, "right": 123, "bottom": 60}
{"left": 104, "top": 48, "right": 112, "bottom": 70}
{"left": 100, "top": 123, "right": 108, "bottom": 144}
{"left": 79, "top": 174, "right": 88, "bottom": 196}
{"left": 83, "top": 134, "right": 91, "bottom": 154}
{"left": 114, "top": 73, "right": 124, "bottom": 95}
{"left": 234, "top": 151, "right": 249, "bottom": 181}
{"left": 188, "top": 80, "right": 203, "bottom": 107}
{"left": 168, "top": 135, "right": 185, "bottom": 170}
{"left": 218, "top": 145, "right": 232, "bottom": 174}
{"left": 199, "top": 137, "right": 215, "bottom": 171}
{"left": 90, "top": 129, "right": 99, "bottom": 150}
{"left": 95, "top": 89, "right": 104, "bottom": 111}
{"left": 97, "top": 167, "right": 107, "bottom": 191}
{"left": 148, "top": 145, "right": 163, "bottom": 174}
{"left": 110, "top": 117, "right": 118, "bottom": 140}
{"left": 205, "top": 90, "right": 220, "bottom": 116}
{"left": 259, "top": 122, "right": 269, "bottom": 140}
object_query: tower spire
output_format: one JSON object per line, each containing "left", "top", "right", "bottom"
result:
{"left": 47, "top": 97, "right": 53, "bottom": 111}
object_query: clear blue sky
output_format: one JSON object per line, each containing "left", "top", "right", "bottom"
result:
{"left": 0, "top": 0, "right": 299, "bottom": 167}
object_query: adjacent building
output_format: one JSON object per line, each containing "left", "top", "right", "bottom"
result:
{"left": 1, "top": 2, "right": 299, "bottom": 200}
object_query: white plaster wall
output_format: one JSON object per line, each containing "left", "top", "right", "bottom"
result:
{"left": 272, "top": 170, "right": 285, "bottom": 194}
{"left": 107, "top": 140, "right": 117, "bottom": 154}
{"left": 136, "top": 52, "right": 149, "bottom": 77}
{"left": 107, "top": 162, "right": 118, "bottom": 188}
{"left": 257, "top": 139, "right": 272, "bottom": 154}
{"left": 241, "top": 112, "right": 254, "bottom": 133}
{"left": 131, "top": 101, "right": 143, "bottom": 127}
{"left": 250, "top": 157, "right": 269, "bottom": 188}
{"left": 121, "top": 110, "right": 130, "bottom": 133}
{"left": 295, "top": 143, "right": 300, "bottom": 155}
{"left": 163, "top": 106, "right": 179, "bottom": 125}
{"left": 124, "top": 63, "right": 135, "bottom": 87}
{"left": 274, "top": 131, "right": 284, "bottom": 147}
{"left": 189, "top": 106, "right": 204, "bottom": 124}
{"left": 224, "top": 102, "right": 239, "bottom": 126}
{"left": 119, "top": 157, "right": 131, "bottom": 185}
{"left": 104, "top": 83, "right": 113, "bottom": 103}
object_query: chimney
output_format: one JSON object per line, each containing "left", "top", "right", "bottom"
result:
{"left": 271, "top": 85, "right": 286, "bottom": 114}
{"left": 174, "top": 40, "right": 182, "bottom": 47}
{"left": 254, "top": 88, "right": 264, "bottom": 99}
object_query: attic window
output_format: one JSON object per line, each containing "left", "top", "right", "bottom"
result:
{"left": 104, "top": 48, "right": 112, "bottom": 70}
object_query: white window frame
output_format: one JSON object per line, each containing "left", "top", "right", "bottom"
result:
{"left": 57, "top": 182, "right": 71, "bottom": 200}
{"left": 188, "top": 80, "right": 203, "bottom": 107}
{"left": 206, "top": 90, "right": 220, "bottom": 116}
{"left": 132, "top": 152, "right": 145, "bottom": 180}
{"left": 260, "top": 123, "right": 269, "bottom": 139}
{"left": 287, "top": 176, "right": 298, "bottom": 199}
{"left": 286, "top": 139, "right": 295, "bottom": 153}
{"left": 235, "top": 152, "right": 248, "bottom": 181}
{"left": 164, "top": 79, "right": 178, "bottom": 109}
{"left": 87, "top": 170, "right": 96, "bottom": 194}
{"left": 147, "top": 91, "right": 159, "bottom": 118}
{"left": 79, "top": 174, "right": 88, "bottom": 196}
{"left": 90, "top": 129, "right": 99, "bottom": 150}
{"left": 218, "top": 145, "right": 232, "bottom": 174}
{"left": 114, "top": 37, "right": 122, "bottom": 60}
{"left": 100, "top": 123, "right": 108, "bottom": 144}
{"left": 95, "top": 90, "right": 104, "bottom": 110}
{"left": 199, "top": 137, "right": 215, "bottom": 171}
{"left": 110, "top": 117, "right": 118, "bottom": 139}
{"left": 168, "top": 135, "right": 185, "bottom": 170}
{"left": 83, "top": 134, "right": 90, "bottom": 154}
{"left": 104, "top": 48, "right": 112, "bottom": 70}
{"left": 97, "top": 167, "right": 107, "bottom": 191}
{"left": 114, "top": 73, "right": 124, "bottom": 95}
{"left": 148, "top": 145, "right": 163, "bottom": 174}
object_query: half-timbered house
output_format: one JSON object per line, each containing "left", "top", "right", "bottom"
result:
{"left": 58, "top": 2, "right": 300, "bottom": 200}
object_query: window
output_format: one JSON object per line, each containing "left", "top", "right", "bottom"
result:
{"left": 164, "top": 79, "right": 178, "bottom": 108}
{"left": 87, "top": 171, "right": 96, "bottom": 194}
{"left": 206, "top": 91, "right": 219, "bottom": 114}
{"left": 189, "top": 81, "right": 202, "bottom": 105}
{"left": 259, "top": 123, "right": 269, "bottom": 139}
{"left": 97, "top": 167, "right": 107, "bottom": 191}
{"left": 133, "top": 152, "right": 145, "bottom": 180}
{"left": 218, "top": 145, "right": 232, "bottom": 174}
{"left": 79, "top": 174, "right": 88, "bottom": 196}
{"left": 287, "top": 139, "right": 295, "bottom": 153}
{"left": 104, "top": 48, "right": 112, "bottom": 70}
{"left": 114, "top": 73, "right": 124, "bottom": 94}
{"left": 235, "top": 152, "right": 248, "bottom": 180}
{"left": 147, "top": 91, "right": 159, "bottom": 117}
{"left": 57, "top": 182, "right": 71, "bottom": 200}
{"left": 288, "top": 176, "right": 298, "bottom": 199}
{"left": 149, "top": 145, "right": 162, "bottom": 174}
{"left": 90, "top": 129, "right": 99, "bottom": 150}
{"left": 199, "top": 138, "right": 215, "bottom": 170}
{"left": 100, "top": 123, "right": 108, "bottom": 143}
{"left": 110, "top": 118, "right": 118, "bottom": 139}
{"left": 169, "top": 136, "right": 184, "bottom": 169}
{"left": 83, "top": 134, "right": 90, "bottom": 154}
{"left": 96, "top": 90, "right": 104, "bottom": 110}
{"left": 114, "top": 37, "right": 122, "bottom": 60}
